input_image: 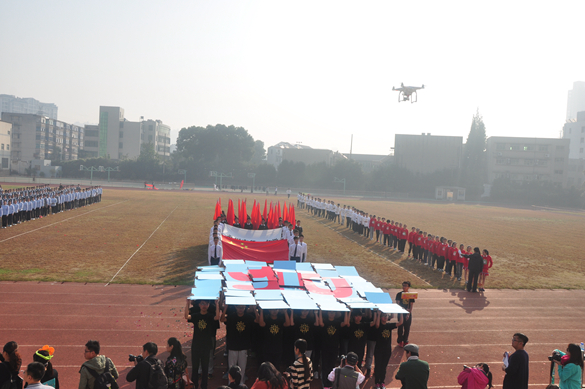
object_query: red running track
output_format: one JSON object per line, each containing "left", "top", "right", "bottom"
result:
{"left": 1, "top": 282, "right": 583, "bottom": 388}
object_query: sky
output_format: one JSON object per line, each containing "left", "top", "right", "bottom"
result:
{"left": 1, "top": 1, "right": 584, "bottom": 155}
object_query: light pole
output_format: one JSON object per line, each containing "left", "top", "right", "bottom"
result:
{"left": 248, "top": 173, "right": 256, "bottom": 192}
{"left": 334, "top": 177, "right": 346, "bottom": 195}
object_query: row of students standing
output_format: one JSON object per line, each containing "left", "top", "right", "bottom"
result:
{"left": 186, "top": 296, "right": 408, "bottom": 389}
{"left": 1, "top": 184, "right": 102, "bottom": 229}
{"left": 299, "top": 193, "right": 494, "bottom": 291}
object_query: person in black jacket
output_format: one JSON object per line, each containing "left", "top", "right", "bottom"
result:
{"left": 463, "top": 247, "right": 483, "bottom": 293}
{"left": 127, "top": 342, "right": 161, "bottom": 389}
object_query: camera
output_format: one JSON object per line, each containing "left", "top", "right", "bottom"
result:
{"left": 129, "top": 354, "right": 144, "bottom": 363}
{"left": 548, "top": 351, "right": 562, "bottom": 362}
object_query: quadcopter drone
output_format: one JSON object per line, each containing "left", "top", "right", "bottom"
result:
{"left": 392, "top": 83, "right": 425, "bottom": 103}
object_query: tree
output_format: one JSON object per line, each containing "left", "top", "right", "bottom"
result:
{"left": 252, "top": 140, "right": 266, "bottom": 164}
{"left": 460, "top": 110, "right": 487, "bottom": 199}
{"left": 176, "top": 124, "right": 256, "bottom": 180}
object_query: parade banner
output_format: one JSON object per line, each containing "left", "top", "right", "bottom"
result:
{"left": 221, "top": 235, "right": 289, "bottom": 263}
{"left": 221, "top": 224, "right": 283, "bottom": 242}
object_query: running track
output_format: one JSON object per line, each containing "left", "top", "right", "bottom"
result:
{"left": 1, "top": 282, "right": 582, "bottom": 388}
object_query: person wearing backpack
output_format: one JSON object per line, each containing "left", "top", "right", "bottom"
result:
{"left": 79, "top": 340, "right": 119, "bottom": 389}
{"left": 126, "top": 342, "right": 168, "bottom": 389}
{"left": 0, "top": 341, "right": 23, "bottom": 389}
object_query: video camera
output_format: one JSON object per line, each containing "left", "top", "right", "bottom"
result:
{"left": 548, "top": 350, "right": 563, "bottom": 362}
{"left": 128, "top": 354, "right": 144, "bottom": 363}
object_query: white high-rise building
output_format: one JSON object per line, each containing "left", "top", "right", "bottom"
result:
{"left": 567, "top": 81, "right": 585, "bottom": 121}
{"left": 0, "top": 94, "right": 58, "bottom": 120}
{"left": 562, "top": 111, "right": 585, "bottom": 159}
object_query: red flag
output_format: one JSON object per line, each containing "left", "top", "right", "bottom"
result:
{"left": 252, "top": 202, "right": 261, "bottom": 230}
{"left": 222, "top": 235, "right": 289, "bottom": 263}
{"left": 276, "top": 202, "right": 281, "bottom": 222}
{"left": 283, "top": 202, "right": 289, "bottom": 224}
{"left": 242, "top": 201, "right": 248, "bottom": 224}
{"left": 227, "top": 199, "right": 235, "bottom": 225}
{"left": 289, "top": 204, "right": 296, "bottom": 226}
{"left": 180, "top": 180, "right": 184, "bottom": 189}
{"left": 213, "top": 198, "right": 222, "bottom": 220}
{"left": 237, "top": 199, "right": 241, "bottom": 224}
{"left": 262, "top": 199, "right": 268, "bottom": 222}
{"left": 267, "top": 203, "right": 274, "bottom": 229}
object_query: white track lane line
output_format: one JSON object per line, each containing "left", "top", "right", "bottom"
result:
{"left": 306, "top": 212, "right": 432, "bottom": 286}
{"left": 105, "top": 205, "right": 178, "bottom": 286}
{"left": 0, "top": 200, "right": 128, "bottom": 244}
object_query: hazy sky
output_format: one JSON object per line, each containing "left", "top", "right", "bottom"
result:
{"left": 1, "top": 1, "right": 584, "bottom": 155}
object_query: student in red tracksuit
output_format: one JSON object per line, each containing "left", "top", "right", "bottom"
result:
{"left": 383, "top": 219, "right": 390, "bottom": 247}
{"left": 375, "top": 217, "right": 383, "bottom": 244}
{"left": 369, "top": 216, "right": 376, "bottom": 241}
{"left": 394, "top": 222, "right": 401, "bottom": 250}
{"left": 388, "top": 222, "right": 395, "bottom": 249}
{"left": 464, "top": 245, "right": 472, "bottom": 287}
{"left": 479, "top": 250, "right": 493, "bottom": 292}
{"left": 399, "top": 225, "right": 408, "bottom": 253}
{"left": 446, "top": 241, "right": 457, "bottom": 277}
{"left": 420, "top": 233, "right": 428, "bottom": 264}
{"left": 438, "top": 237, "right": 447, "bottom": 272}
{"left": 455, "top": 244, "right": 465, "bottom": 282}
{"left": 407, "top": 227, "right": 417, "bottom": 258}
{"left": 415, "top": 231, "right": 424, "bottom": 262}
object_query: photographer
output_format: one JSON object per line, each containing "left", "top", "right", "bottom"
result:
{"left": 126, "top": 342, "right": 165, "bottom": 389}
{"left": 552, "top": 343, "right": 583, "bottom": 389}
{"left": 326, "top": 352, "right": 365, "bottom": 389}
{"left": 457, "top": 363, "right": 492, "bottom": 389}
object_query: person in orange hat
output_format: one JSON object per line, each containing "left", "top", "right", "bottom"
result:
{"left": 32, "top": 345, "right": 60, "bottom": 388}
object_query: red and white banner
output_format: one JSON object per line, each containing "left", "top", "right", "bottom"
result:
{"left": 221, "top": 235, "right": 289, "bottom": 263}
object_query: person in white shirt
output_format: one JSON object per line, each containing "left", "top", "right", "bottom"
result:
{"left": 299, "top": 235, "right": 307, "bottom": 262}
{"left": 289, "top": 236, "right": 302, "bottom": 262}
{"left": 208, "top": 237, "right": 223, "bottom": 266}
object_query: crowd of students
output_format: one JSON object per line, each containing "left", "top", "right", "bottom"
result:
{"left": 0, "top": 184, "right": 102, "bottom": 229}
{"left": 298, "top": 193, "right": 493, "bottom": 292}
{"left": 186, "top": 294, "right": 410, "bottom": 389}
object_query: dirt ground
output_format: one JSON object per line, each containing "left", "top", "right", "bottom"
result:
{"left": 0, "top": 189, "right": 584, "bottom": 289}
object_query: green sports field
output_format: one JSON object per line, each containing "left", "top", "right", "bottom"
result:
{"left": 0, "top": 188, "right": 583, "bottom": 289}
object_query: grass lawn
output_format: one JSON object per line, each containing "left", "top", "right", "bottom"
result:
{"left": 0, "top": 189, "right": 583, "bottom": 289}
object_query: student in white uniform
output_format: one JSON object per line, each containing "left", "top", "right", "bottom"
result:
{"left": 299, "top": 235, "right": 308, "bottom": 262}
{"left": 289, "top": 236, "right": 302, "bottom": 262}
{"left": 208, "top": 236, "right": 223, "bottom": 266}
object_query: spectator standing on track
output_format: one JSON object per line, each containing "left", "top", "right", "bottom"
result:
{"left": 79, "top": 340, "right": 119, "bottom": 389}
{"left": 284, "top": 339, "right": 313, "bottom": 389}
{"left": 251, "top": 362, "right": 288, "bottom": 389}
{"left": 502, "top": 333, "right": 529, "bottom": 389}
{"left": 24, "top": 362, "right": 54, "bottom": 389}
{"left": 0, "top": 341, "right": 23, "bottom": 389}
{"left": 457, "top": 363, "right": 492, "bottom": 389}
{"left": 396, "top": 281, "right": 415, "bottom": 348}
{"left": 164, "top": 337, "right": 188, "bottom": 389}
{"left": 463, "top": 248, "right": 483, "bottom": 293}
{"left": 552, "top": 343, "right": 583, "bottom": 389}
{"left": 126, "top": 342, "right": 165, "bottom": 389}
{"left": 31, "top": 345, "right": 60, "bottom": 388}
{"left": 478, "top": 250, "right": 493, "bottom": 292}
{"left": 394, "top": 344, "right": 429, "bottom": 389}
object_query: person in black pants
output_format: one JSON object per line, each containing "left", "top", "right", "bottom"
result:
{"left": 126, "top": 342, "right": 161, "bottom": 389}
{"left": 185, "top": 299, "right": 220, "bottom": 389}
{"left": 463, "top": 247, "right": 483, "bottom": 293}
{"left": 395, "top": 281, "right": 415, "bottom": 348}
{"left": 373, "top": 312, "right": 403, "bottom": 387}
{"left": 258, "top": 308, "right": 291, "bottom": 370}
{"left": 319, "top": 310, "right": 349, "bottom": 387}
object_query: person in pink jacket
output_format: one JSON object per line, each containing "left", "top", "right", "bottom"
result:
{"left": 457, "top": 363, "right": 493, "bottom": 389}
